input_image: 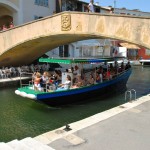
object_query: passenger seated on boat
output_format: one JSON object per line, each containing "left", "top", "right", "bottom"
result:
{"left": 95, "top": 72, "right": 101, "bottom": 83}
{"left": 96, "top": 66, "right": 103, "bottom": 83}
{"left": 99, "top": 72, "right": 103, "bottom": 83}
{"left": 73, "top": 65, "right": 81, "bottom": 77}
{"left": 72, "top": 82, "right": 82, "bottom": 89}
{"left": 82, "top": 75, "right": 88, "bottom": 86}
{"left": 54, "top": 70, "right": 61, "bottom": 84}
{"left": 72, "top": 75, "right": 84, "bottom": 88}
{"left": 76, "top": 75, "right": 83, "bottom": 84}
{"left": 110, "top": 70, "right": 115, "bottom": 79}
{"left": 47, "top": 79, "right": 57, "bottom": 92}
{"left": 57, "top": 75, "right": 71, "bottom": 90}
{"left": 40, "top": 71, "right": 49, "bottom": 90}
{"left": 105, "top": 69, "right": 111, "bottom": 80}
{"left": 87, "top": 74, "right": 95, "bottom": 85}
{"left": 97, "top": 66, "right": 103, "bottom": 73}
{"left": 34, "top": 72, "right": 42, "bottom": 91}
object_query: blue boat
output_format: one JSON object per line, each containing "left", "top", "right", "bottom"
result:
{"left": 15, "top": 58, "right": 132, "bottom": 106}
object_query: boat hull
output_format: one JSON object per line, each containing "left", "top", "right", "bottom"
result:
{"left": 36, "top": 69, "right": 132, "bottom": 106}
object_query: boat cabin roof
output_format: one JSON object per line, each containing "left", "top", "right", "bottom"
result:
{"left": 39, "top": 57, "right": 115, "bottom": 64}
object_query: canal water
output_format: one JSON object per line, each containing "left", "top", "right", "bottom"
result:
{"left": 0, "top": 66, "right": 150, "bottom": 142}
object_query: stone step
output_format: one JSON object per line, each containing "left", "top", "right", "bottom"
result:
{"left": 21, "top": 137, "right": 55, "bottom": 150}
{"left": 0, "top": 142, "right": 14, "bottom": 150}
{"left": 7, "top": 139, "right": 33, "bottom": 150}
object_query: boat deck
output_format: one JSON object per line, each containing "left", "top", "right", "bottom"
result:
{"left": 18, "top": 86, "right": 44, "bottom": 95}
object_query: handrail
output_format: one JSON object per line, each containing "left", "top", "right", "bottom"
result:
{"left": 125, "top": 89, "right": 136, "bottom": 102}
{"left": 19, "top": 72, "right": 33, "bottom": 88}
{"left": 125, "top": 90, "right": 131, "bottom": 101}
{"left": 131, "top": 89, "right": 136, "bottom": 100}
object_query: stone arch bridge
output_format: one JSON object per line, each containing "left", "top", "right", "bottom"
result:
{"left": 0, "top": 11, "right": 150, "bottom": 66}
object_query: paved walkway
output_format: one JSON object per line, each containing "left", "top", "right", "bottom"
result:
{"left": 35, "top": 94, "right": 150, "bottom": 150}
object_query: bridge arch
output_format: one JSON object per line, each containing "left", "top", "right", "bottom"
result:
{"left": 0, "top": 11, "right": 150, "bottom": 66}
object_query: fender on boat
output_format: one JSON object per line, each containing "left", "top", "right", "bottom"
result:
{"left": 15, "top": 90, "right": 36, "bottom": 100}
{"left": 15, "top": 90, "right": 20, "bottom": 95}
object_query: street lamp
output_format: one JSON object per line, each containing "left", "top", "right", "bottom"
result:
{"left": 114, "top": 0, "right": 116, "bottom": 13}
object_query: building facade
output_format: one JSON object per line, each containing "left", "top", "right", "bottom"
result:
{"left": 0, "top": 0, "right": 56, "bottom": 28}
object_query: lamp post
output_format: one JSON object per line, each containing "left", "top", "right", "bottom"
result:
{"left": 114, "top": 0, "right": 116, "bottom": 13}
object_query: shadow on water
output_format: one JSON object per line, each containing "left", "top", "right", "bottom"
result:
{"left": 0, "top": 66, "right": 150, "bottom": 142}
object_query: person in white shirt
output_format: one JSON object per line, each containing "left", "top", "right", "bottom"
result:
{"left": 88, "top": 0, "right": 94, "bottom": 12}
{"left": 73, "top": 65, "right": 81, "bottom": 76}
{"left": 63, "top": 80, "right": 71, "bottom": 89}
{"left": 58, "top": 75, "right": 71, "bottom": 90}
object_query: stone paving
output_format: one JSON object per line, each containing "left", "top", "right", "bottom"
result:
{"left": 34, "top": 94, "right": 150, "bottom": 150}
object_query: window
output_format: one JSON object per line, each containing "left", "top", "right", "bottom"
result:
{"left": 34, "top": 0, "right": 49, "bottom": 7}
{"left": 146, "top": 49, "right": 150, "bottom": 55}
{"left": 59, "top": 45, "right": 69, "bottom": 57}
{"left": 59, "top": 46, "right": 64, "bottom": 57}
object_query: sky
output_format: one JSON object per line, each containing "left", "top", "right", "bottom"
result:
{"left": 83, "top": 0, "right": 150, "bottom": 12}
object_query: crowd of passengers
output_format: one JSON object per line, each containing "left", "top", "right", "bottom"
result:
{"left": 32, "top": 61, "right": 131, "bottom": 92}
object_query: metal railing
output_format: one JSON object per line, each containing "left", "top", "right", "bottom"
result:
{"left": 125, "top": 89, "right": 136, "bottom": 102}
{"left": 19, "top": 72, "right": 33, "bottom": 87}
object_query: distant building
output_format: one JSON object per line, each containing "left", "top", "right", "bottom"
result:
{"left": 0, "top": 0, "right": 56, "bottom": 27}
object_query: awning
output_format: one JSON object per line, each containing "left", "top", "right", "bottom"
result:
{"left": 39, "top": 58, "right": 114, "bottom": 64}
{"left": 119, "top": 42, "right": 140, "bottom": 49}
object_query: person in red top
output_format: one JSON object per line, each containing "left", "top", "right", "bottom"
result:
{"left": 106, "top": 69, "right": 111, "bottom": 80}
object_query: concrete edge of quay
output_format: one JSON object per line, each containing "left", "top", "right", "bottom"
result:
{"left": 34, "top": 93, "right": 150, "bottom": 145}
